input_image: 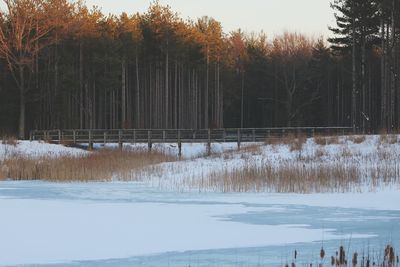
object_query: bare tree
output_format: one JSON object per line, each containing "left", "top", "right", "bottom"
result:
{"left": 0, "top": 0, "right": 53, "bottom": 138}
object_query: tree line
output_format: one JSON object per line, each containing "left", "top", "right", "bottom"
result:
{"left": 0, "top": 0, "right": 399, "bottom": 139}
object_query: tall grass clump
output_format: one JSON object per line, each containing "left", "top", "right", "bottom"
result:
{"left": 265, "top": 133, "right": 307, "bottom": 148}
{"left": 0, "top": 148, "right": 175, "bottom": 182}
{"left": 314, "top": 135, "right": 341, "bottom": 146}
{"left": 202, "top": 162, "right": 363, "bottom": 193}
{"left": 1, "top": 135, "right": 17, "bottom": 146}
{"left": 284, "top": 244, "right": 398, "bottom": 267}
{"left": 380, "top": 134, "right": 399, "bottom": 145}
{"left": 348, "top": 135, "right": 367, "bottom": 144}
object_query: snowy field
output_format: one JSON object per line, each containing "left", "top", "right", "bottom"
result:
{"left": 0, "top": 137, "right": 399, "bottom": 266}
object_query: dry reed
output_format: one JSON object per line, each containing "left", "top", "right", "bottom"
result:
{"left": 380, "top": 134, "right": 399, "bottom": 145}
{"left": 0, "top": 148, "right": 175, "bottom": 182}
{"left": 286, "top": 244, "right": 398, "bottom": 267}
{"left": 201, "top": 162, "right": 364, "bottom": 193}
{"left": 264, "top": 133, "right": 308, "bottom": 152}
{"left": 1, "top": 135, "right": 17, "bottom": 146}
{"left": 314, "top": 135, "right": 341, "bottom": 145}
{"left": 348, "top": 135, "right": 367, "bottom": 144}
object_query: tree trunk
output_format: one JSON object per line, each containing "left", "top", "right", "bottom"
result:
{"left": 79, "top": 42, "right": 84, "bottom": 129}
{"left": 121, "top": 55, "right": 126, "bottom": 128}
{"left": 174, "top": 59, "right": 178, "bottom": 129}
{"left": 18, "top": 66, "right": 25, "bottom": 139}
{"left": 135, "top": 51, "right": 140, "bottom": 128}
{"left": 241, "top": 71, "right": 245, "bottom": 128}
{"left": 165, "top": 46, "right": 169, "bottom": 129}
{"left": 205, "top": 49, "right": 209, "bottom": 129}
{"left": 352, "top": 13, "right": 357, "bottom": 132}
{"left": 361, "top": 37, "right": 366, "bottom": 133}
{"left": 381, "top": 18, "right": 387, "bottom": 130}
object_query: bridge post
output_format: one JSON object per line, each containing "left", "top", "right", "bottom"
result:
{"left": 58, "top": 130, "right": 61, "bottom": 144}
{"left": 207, "top": 129, "right": 211, "bottom": 156}
{"left": 237, "top": 129, "right": 241, "bottom": 150}
{"left": 148, "top": 130, "right": 152, "bottom": 152}
{"left": 252, "top": 129, "right": 256, "bottom": 142}
{"left": 103, "top": 132, "right": 107, "bottom": 145}
{"left": 118, "top": 130, "right": 123, "bottom": 150}
{"left": 178, "top": 130, "right": 182, "bottom": 158}
{"left": 73, "top": 130, "right": 76, "bottom": 145}
{"left": 88, "top": 130, "right": 93, "bottom": 150}
{"left": 133, "top": 129, "right": 136, "bottom": 144}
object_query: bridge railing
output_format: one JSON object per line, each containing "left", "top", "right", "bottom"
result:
{"left": 30, "top": 127, "right": 353, "bottom": 145}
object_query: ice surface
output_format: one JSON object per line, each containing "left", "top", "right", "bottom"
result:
{"left": 0, "top": 182, "right": 399, "bottom": 267}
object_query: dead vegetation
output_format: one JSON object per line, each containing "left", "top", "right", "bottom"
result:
{"left": 0, "top": 148, "right": 175, "bottom": 182}
{"left": 380, "top": 134, "right": 399, "bottom": 145}
{"left": 314, "top": 135, "right": 341, "bottom": 145}
{"left": 182, "top": 134, "right": 400, "bottom": 193}
{"left": 200, "top": 162, "right": 363, "bottom": 193}
{"left": 1, "top": 135, "right": 17, "bottom": 146}
{"left": 1, "top": 134, "right": 400, "bottom": 193}
{"left": 347, "top": 135, "right": 367, "bottom": 144}
{"left": 285, "top": 244, "right": 398, "bottom": 267}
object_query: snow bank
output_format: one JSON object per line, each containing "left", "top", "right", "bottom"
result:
{"left": 136, "top": 135, "right": 400, "bottom": 191}
{"left": 0, "top": 141, "right": 87, "bottom": 160}
{"left": 95, "top": 142, "right": 258, "bottom": 159}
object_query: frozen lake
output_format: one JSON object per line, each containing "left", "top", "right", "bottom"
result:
{"left": 0, "top": 181, "right": 399, "bottom": 267}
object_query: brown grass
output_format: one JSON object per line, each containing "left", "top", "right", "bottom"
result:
{"left": 202, "top": 162, "right": 364, "bottom": 193}
{"left": 286, "top": 244, "right": 398, "bottom": 267}
{"left": 380, "top": 134, "right": 399, "bottom": 145}
{"left": 0, "top": 149, "right": 175, "bottom": 182}
{"left": 289, "top": 135, "right": 307, "bottom": 152}
{"left": 1, "top": 135, "right": 17, "bottom": 146}
{"left": 196, "top": 159, "right": 400, "bottom": 193}
{"left": 264, "top": 133, "right": 307, "bottom": 152}
{"left": 348, "top": 135, "right": 366, "bottom": 144}
{"left": 217, "top": 144, "right": 262, "bottom": 160}
{"left": 314, "top": 135, "right": 340, "bottom": 145}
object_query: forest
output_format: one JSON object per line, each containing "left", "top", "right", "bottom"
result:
{"left": 0, "top": 0, "right": 399, "bottom": 139}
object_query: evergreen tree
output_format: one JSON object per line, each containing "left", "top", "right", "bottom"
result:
{"left": 329, "top": 0, "right": 380, "bottom": 131}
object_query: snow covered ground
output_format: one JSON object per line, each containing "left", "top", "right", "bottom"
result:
{"left": 0, "top": 141, "right": 87, "bottom": 160}
{"left": 0, "top": 136, "right": 399, "bottom": 266}
{"left": 124, "top": 135, "right": 400, "bottom": 192}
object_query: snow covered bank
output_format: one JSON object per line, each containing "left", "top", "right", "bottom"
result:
{"left": 133, "top": 135, "right": 400, "bottom": 192}
{"left": 96, "top": 142, "right": 259, "bottom": 159}
{"left": 1, "top": 135, "right": 399, "bottom": 192}
{"left": 0, "top": 141, "right": 87, "bottom": 160}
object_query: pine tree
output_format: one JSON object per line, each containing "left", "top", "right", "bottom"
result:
{"left": 329, "top": 0, "right": 380, "bottom": 131}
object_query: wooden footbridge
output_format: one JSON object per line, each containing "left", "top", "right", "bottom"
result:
{"left": 30, "top": 127, "right": 352, "bottom": 156}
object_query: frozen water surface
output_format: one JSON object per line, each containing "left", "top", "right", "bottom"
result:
{"left": 0, "top": 181, "right": 399, "bottom": 267}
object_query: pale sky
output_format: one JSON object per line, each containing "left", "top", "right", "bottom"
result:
{"left": 0, "top": 0, "right": 336, "bottom": 37}
{"left": 85, "top": 0, "right": 336, "bottom": 38}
